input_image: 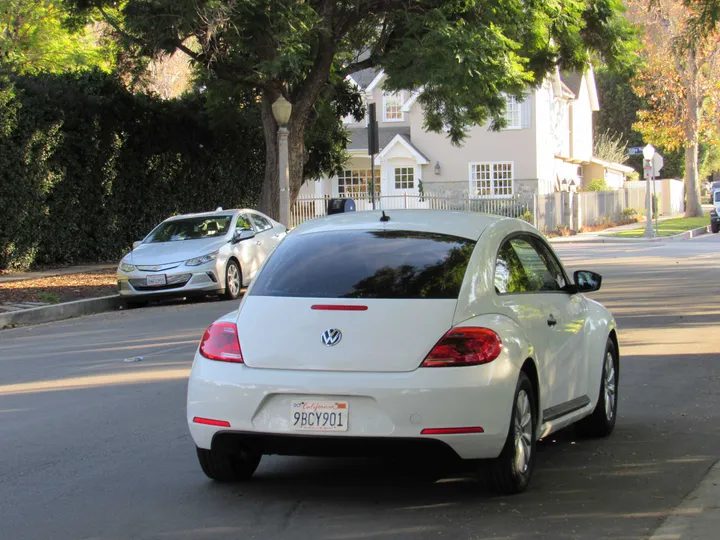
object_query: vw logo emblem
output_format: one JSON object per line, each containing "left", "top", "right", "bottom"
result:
{"left": 321, "top": 328, "right": 342, "bottom": 347}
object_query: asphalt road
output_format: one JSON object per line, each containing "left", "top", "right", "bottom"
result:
{"left": 1, "top": 234, "right": 719, "bottom": 540}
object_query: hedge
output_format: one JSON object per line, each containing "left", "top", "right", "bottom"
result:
{"left": 0, "top": 70, "right": 264, "bottom": 270}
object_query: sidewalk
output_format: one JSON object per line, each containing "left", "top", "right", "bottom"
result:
{"left": 650, "top": 461, "right": 720, "bottom": 540}
{"left": 0, "top": 264, "right": 116, "bottom": 284}
{"left": 549, "top": 217, "right": 709, "bottom": 244}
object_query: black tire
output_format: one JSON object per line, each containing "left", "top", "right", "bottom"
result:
{"left": 223, "top": 260, "right": 242, "bottom": 300}
{"left": 196, "top": 446, "right": 261, "bottom": 482}
{"left": 576, "top": 338, "right": 618, "bottom": 438}
{"left": 711, "top": 222, "right": 719, "bottom": 234}
{"left": 484, "top": 372, "right": 537, "bottom": 495}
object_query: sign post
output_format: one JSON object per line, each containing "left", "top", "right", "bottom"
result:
{"left": 367, "top": 103, "right": 379, "bottom": 210}
{"left": 642, "top": 144, "right": 656, "bottom": 238}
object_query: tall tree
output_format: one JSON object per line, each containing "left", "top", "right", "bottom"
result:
{"left": 629, "top": 0, "right": 720, "bottom": 216}
{"left": 1, "top": 1, "right": 113, "bottom": 74}
{"left": 65, "top": 0, "right": 635, "bottom": 220}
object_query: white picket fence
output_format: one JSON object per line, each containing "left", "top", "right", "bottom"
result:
{"left": 291, "top": 193, "right": 531, "bottom": 228}
{"left": 291, "top": 182, "right": 684, "bottom": 231}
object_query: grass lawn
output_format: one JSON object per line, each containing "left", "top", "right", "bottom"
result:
{"left": 609, "top": 216, "right": 710, "bottom": 238}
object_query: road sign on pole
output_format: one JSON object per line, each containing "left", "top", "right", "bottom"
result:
{"left": 628, "top": 147, "right": 644, "bottom": 155}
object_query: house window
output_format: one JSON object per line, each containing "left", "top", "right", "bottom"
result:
{"left": 504, "top": 96, "right": 521, "bottom": 129}
{"left": 383, "top": 92, "right": 403, "bottom": 122}
{"left": 337, "top": 169, "right": 381, "bottom": 195}
{"left": 394, "top": 167, "right": 415, "bottom": 189}
{"left": 470, "top": 162, "right": 514, "bottom": 197}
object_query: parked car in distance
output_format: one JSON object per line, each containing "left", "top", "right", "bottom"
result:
{"left": 187, "top": 210, "right": 619, "bottom": 494}
{"left": 709, "top": 181, "right": 720, "bottom": 204}
{"left": 711, "top": 190, "right": 720, "bottom": 233}
{"left": 117, "top": 209, "right": 287, "bottom": 307}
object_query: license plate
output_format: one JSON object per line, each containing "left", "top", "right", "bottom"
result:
{"left": 146, "top": 274, "right": 167, "bottom": 286}
{"left": 291, "top": 400, "right": 348, "bottom": 432}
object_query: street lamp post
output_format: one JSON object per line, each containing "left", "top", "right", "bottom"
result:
{"left": 643, "top": 144, "right": 655, "bottom": 239}
{"left": 272, "top": 96, "right": 292, "bottom": 227}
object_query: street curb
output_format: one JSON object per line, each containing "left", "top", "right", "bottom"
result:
{"left": 0, "top": 295, "right": 121, "bottom": 330}
{"left": 648, "top": 460, "right": 720, "bottom": 540}
{"left": 549, "top": 225, "right": 711, "bottom": 244}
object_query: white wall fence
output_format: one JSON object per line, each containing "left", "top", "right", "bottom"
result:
{"left": 291, "top": 181, "right": 685, "bottom": 231}
{"left": 291, "top": 193, "right": 531, "bottom": 228}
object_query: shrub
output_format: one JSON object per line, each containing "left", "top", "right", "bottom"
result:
{"left": 0, "top": 71, "right": 264, "bottom": 270}
{"left": 518, "top": 209, "right": 534, "bottom": 224}
{"left": 583, "top": 178, "right": 612, "bottom": 192}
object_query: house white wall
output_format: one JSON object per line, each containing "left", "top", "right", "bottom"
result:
{"left": 569, "top": 77, "right": 593, "bottom": 162}
{"left": 408, "top": 96, "right": 538, "bottom": 197}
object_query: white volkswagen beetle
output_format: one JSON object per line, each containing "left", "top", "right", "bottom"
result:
{"left": 187, "top": 210, "right": 618, "bottom": 494}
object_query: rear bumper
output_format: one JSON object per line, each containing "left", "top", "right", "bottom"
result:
{"left": 187, "top": 352, "right": 518, "bottom": 460}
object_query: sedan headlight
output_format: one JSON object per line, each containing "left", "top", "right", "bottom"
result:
{"left": 186, "top": 250, "right": 219, "bottom": 266}
{"left": 119, "top": 261, "right": 136, "bottom": 272}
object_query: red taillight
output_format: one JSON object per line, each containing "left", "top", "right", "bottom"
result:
{"left": 193, "top": 417, "right": 231, "bottom": 427}
{"left": 421, "top": 327, "right": 502, "bottom": 367}
{"left": 421, "top": 427, "right": 484, "bottom": 435}
{"left": 199, "top": 322, "right": 243, "bottom": 363}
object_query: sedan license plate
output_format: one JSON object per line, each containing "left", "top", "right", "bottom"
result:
{"left": 146, "top": 274, "right": 167, "bottom": 286}
{"left": 291, "top": 400, "right": 348, "bottom": 432}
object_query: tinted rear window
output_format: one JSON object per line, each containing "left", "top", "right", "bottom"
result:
{"left": 250, "top": 230, "right": 476, "bottom": 299}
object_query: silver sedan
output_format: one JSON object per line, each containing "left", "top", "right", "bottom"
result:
{"left": 116, "top": 209, "right": 287, "bottom": 306}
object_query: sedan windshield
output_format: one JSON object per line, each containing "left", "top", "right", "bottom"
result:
{"left": 145, "top": 216, "right": 232, "bottom": 243}
{"left": 250, "top": 230, "right": 476, "bottom": 299}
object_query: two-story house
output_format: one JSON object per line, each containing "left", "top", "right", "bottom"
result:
{"left": 298, "top": 65, "right": 633, "bottom": 203}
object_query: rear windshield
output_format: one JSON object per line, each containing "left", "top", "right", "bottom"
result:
{"left": 250, "top": 230, "right": 476, "bottom": 299}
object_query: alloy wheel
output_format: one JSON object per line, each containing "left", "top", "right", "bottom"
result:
{"left": 514, "top": 390, "right": 533, "bottom": 474}
{"left": 604, "top": 352, "right": 616, "bottom": 421}
{"left": 227, "top": 264, "right": 240, "bottom": 297}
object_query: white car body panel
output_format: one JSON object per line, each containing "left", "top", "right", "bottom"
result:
{"left": 187, "top": 210, "right": 618, "bottom": 462}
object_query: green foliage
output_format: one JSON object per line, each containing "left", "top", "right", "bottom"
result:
{"left": 0, "top": 1, "right": 114, "bottom": 74}
{"left": 519, "top": 210, "right": 534, "bottom": 224}
{"left": 64, "top": 0, "right": 637, "bottom": 208}
{"left": 621, "top": 207, "right": 640, "bottom": 220}
{"left": 0, "top": 70, "right": 263, "bottom": 270}
{"left": 583, "top": 178, "right": 612, "bottom": 192}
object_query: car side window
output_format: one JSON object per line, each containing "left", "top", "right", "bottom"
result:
{"left": 236, "top": 214, "right": 253, "bottom": 232}
{"left": 528, "top": 237, "right": 567, "bottom": 291}
{"left": 495, "top": 236, "right": 566, "bottom": 294}
{"left": 250, "top": 214, "right": 272, "bottom": 232}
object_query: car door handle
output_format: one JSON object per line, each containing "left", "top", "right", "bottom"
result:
{"left": 256, "top": 240, "right": 262, "bottom": 245}
{"left": 547, "top": 315, "right": 557, "bottom": 327}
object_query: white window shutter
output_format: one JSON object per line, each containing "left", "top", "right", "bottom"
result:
{"left": 521, "top": 95, "right": 532, "bottom": 129}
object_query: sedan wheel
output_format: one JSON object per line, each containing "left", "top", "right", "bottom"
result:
{"left": 485, "top": 371, "right": 536, "bottom": 494}
{"left": 223, "top": 261, "right": 242, "bottom": 300}
{"left": 576, "top": 338, "right": 619, "bottom": 437}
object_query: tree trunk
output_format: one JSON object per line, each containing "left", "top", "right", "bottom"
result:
{"left": 684, "top": 47, "right": 703, "bottom": 218}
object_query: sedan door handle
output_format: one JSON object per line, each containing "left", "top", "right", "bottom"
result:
{"left": 256, "top": 240, "right": 263, "bottom": 245}
{"left": 547, "top": 315, "right": 557, "bottom": 327}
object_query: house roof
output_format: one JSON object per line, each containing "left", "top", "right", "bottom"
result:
{"left": 376, "top": 133, "right": 429, "bottom": 164}
{"left": 351, "top": 67, "right": 381, "bottom": 90}
{"left": 590, "top": 157, "right": 635, "bottom": 174}
{"left": 347, "top": 126, "right": 411, "bottom": 152}
{"left": 560, "top": 71, "right": 583, "bottom": 98}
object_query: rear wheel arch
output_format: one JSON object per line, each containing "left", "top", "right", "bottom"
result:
{"left": 520, "top": 358, "right": 541, "bottom": 428}
{"left": 228, "top": 256, "right": 243, "bottom": 287}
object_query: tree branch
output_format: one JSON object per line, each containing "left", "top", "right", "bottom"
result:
{"left": 97, "top": 6, "right": 143, "bottom": 46}
{"left": 340, "top": 56, "right": 378, "bottom": 76}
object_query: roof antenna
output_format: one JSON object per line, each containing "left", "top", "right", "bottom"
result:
{"left": 380, "top": 211, "right": 391, "bottom": 222}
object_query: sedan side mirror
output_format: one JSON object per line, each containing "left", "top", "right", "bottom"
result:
{"left": 232, "top": 229, "right": 256, "bottom": 244}
{"left": 572, "top": 270, "right": 602, "bottom": 293}
{"left": 132, "top": 241, "right": 142, "bottom": 250}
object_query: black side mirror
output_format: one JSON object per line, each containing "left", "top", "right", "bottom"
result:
{"left": 232, "top": 229, "right": 255, "bottom": 243}
{"left": 572, "top": 270, "right": 602, "bottom": 293}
